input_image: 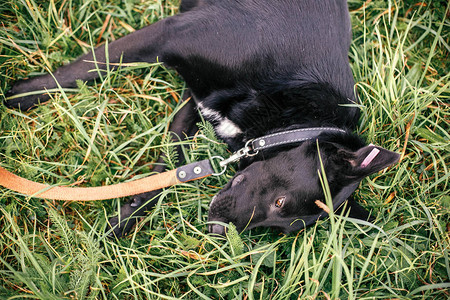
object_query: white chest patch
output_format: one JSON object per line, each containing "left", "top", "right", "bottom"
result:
{"left": 198, "top": 105, "right": 221, "bottom": 122}
{"left": 198, "top": 103, "right": 243, "bottom": 138}
{"left": 217, "top": 118, "right": 243, "bottom": 137}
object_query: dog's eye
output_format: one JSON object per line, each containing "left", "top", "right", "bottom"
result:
{"left": 275, "top": 196, "right": 286, "bottom": 208}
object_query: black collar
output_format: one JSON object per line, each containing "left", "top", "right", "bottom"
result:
{"left": 251, "top": 127, "right": 346, "bottom": 152}
{"left": 220, "top": 127, "right": 346, "bottom": 167}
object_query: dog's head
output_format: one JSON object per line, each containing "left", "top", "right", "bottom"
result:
{"left": 208, "top": 140, "right": 400, "bottom": 235}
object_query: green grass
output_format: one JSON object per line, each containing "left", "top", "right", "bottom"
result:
{"left": 0, "top": 0, "right": 449, "bottom": 298}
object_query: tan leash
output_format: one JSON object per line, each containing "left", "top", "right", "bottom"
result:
{"left": 0, "top": 159, "right": 222, "bottom": 201}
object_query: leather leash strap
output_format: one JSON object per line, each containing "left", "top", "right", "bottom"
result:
{"left": 0, "top": 159, "right": 215, "bottom": 201}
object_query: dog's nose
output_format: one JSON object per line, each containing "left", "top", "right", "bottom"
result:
{"left": 208, "top": 224, "right": 226, "bottom": 236}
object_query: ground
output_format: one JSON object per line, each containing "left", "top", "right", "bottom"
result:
{"left": 0, "top": 0, "right": 449, "bottom": 298}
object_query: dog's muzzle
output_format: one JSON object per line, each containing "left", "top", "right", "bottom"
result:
{"left": 207, "top": 194, "right": 236, "bottom": 236}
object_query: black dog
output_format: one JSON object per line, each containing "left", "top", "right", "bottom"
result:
{"left": 5, "top": 0, "right": 400, "bottom": 236}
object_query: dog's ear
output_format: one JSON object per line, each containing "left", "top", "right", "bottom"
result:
{"left": 339, "top": 144, "right": 400, "bottom": 182}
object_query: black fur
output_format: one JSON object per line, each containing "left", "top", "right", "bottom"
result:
{"left": 4, "top": 0, "right": 400, "bottom": 236}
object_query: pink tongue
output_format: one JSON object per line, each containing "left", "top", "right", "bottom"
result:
{"left": 361, "top": 148, "right": 380, "bottom": 168}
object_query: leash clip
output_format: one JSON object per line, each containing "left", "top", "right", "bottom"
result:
{"left": 218, "top": 139, "right": 258, "bottom": 169}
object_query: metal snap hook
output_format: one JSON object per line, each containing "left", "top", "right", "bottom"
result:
{"left": 210, "top": 156, "right": 227, "bottom": 176}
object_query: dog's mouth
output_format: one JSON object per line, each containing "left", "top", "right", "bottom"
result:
{"left": 207, "top": 189, "right": 266, "bottom": 236}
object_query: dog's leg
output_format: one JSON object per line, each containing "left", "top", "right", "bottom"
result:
{"left": 5, "top": 20, "right": 172, "bottom": 111}
{"left": 108, "top": 91, "right": 200, "bottom": 237}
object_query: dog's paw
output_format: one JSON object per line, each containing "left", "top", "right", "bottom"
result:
{"left": 107, "top": 216, "right": 136, "bottom": 238}
{"left": 107, "top": 203, "right": 139, "bottom": 238}
{"left": 4, "top": 91, "right": 44, "bottom": 111}
{"left": 4, "top": 79, "right": 51, "bottom": 111}
{"left": 106, "top": 191, "right": 162, "bottom": 238}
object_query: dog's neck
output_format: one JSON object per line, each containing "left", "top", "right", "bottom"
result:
{"left": 198, "top": 81, "right": 360, "bottom": 151}
{"left": 237, "top": 127, "right": 366, "bottom": 170}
